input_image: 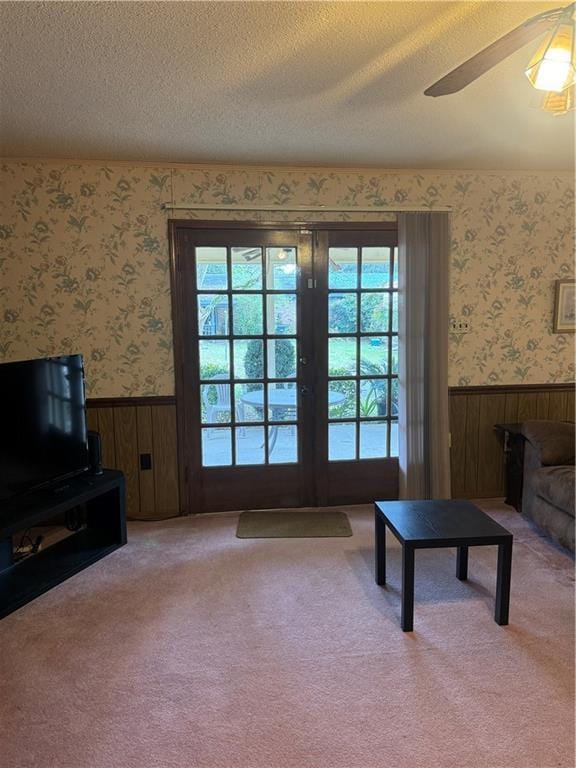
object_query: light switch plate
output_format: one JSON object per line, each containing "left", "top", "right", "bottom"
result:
{"left": 450, "top": 319, "right": 470, "bottom": 334}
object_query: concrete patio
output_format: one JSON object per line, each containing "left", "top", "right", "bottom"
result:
{"left": 201, "top": 421, "right": 398, "bottom": 465}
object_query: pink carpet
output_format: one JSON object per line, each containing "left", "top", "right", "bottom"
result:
{"left": 1, "top": 501, "right": 574, "bottom": 768}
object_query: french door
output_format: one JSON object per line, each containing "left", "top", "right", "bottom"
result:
{"left": 170, "top": 222, "right": 399, "bottom": 513}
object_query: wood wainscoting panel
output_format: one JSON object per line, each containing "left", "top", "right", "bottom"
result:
{"left": 567, "top": 391, "right": 575, "bottom": 423}
{"left": 548, "top": 390, "right": 568, "bottom": 422}
{"left": 476, "top": 393, "right": 507, "bottom": 497}
{"left": 517, "top": 392, "right": 539, "bottom": 422}
{"left": 463, "top": 394, "right": 480, "bottom": 497}
{"left": 536, "top": 392, "right": 550, "bottom": 420}
{"left": 449, "top": 383, "right": 575, "bottom": 499}
{"left": 136, "top": 406, "right": 156, "bottom": 519}
{"left": 449, "top": 394, "right": 467, "bottom": 498}
{"left": 87, "top": 397, "right": 178, "bottom": 520}
{"left": 86, "top": 409, "right": 99, "bottom": 433}
{"left": 151, "top": 406, "right": 180, "bottom": 519}
{"left": 113, "top": 407, "right": 140, "bottom": 519}
{"left": 503, "top": 392, "right": 519, "bottom": 424}
{"left": 97, "top": 408, "right": 116, "bottom": 468}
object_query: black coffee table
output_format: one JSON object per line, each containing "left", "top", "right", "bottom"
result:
{"left": 374, "top": 500, "right": 513, "bottom": 631}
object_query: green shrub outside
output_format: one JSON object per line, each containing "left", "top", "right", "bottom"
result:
{"left": 244, "top": 339, "right": 295, "bottom": 386}
{"left": 328, "top": 367, "right": 356, "bottom": 418}
{"left": 199, "top": 363, "right": 228, "bottom": 415}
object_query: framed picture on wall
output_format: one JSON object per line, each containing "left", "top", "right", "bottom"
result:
{"left": 553, "top": 279, "right": 576, "bottom": 333}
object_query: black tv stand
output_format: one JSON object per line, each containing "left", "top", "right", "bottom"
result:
{"left": 0, "top": 470, "right": 126, "bottom": 619}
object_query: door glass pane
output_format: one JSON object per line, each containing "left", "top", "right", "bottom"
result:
{"left": 200, "top": 383, "right": 231, "bottom": 423}
{"left": 232, "top": 294, "right": 263, "bottom": 335}
{"left": 198, "top": 294, "right": 229, "bottom": 336}
{"left": 196, "top": 247, "right": 227, "bottom": 290}
{"left": 199, "top": 340, "right": 230, "bottom": 379}
{"left": 392, "top": 250, "right": 398, "bottom": 287}
{"left": 390, "top": 422, "right": 399, "bottom": 457}
{"left": 391, "top": 336, "right": 398, "bottom": 374}
{"left": 267, "top": 248, "right": 297, "bottom": 289}
{"left": 268, "top": 425, "right": 297, "bottom": 463}
{"left": 328, "top": 337, "right": 357, "bottom": 376}
{"left": 329, "top": 422, "right": 356, "bottom": 461}
{"left": 267, "top": 294, "right": 296, "bottom": 335}
{"left": 359, "top": 337, "right": 388, "bottom": 376}
{"left": 202, "top": 427, "right": 232, "bottom": 466}
{"left": 361, "top": 293, "right": 389, "bottom": 333}
{"left": 267, "top": 382, "right": 297, "bottom": 421}
{"left": 328, "top": 293, "right": 357, "bottom": 333}
{"left": 328, "top": 248, "right": 357, "bottom": 289}
{"left": 360, "top": 421, "right": 387, "bottom": 459}
{"left": 328, "top": 380, "right": 356, "bottom": 419}
{"left": 267, "top": 339, "right": 297, "bottom": 379}
{"left": 235, "top": 384, "right": 264, "bottom": 422}
{"left": 231, "top": 247, "right": 262, "bottom": 290}
{"left": 235, "top": 426, "right": 265, "bottom": 465}
{"left": 360, "top": 379, "right": 387, "bottom": 418}
{"left": 234, "top": 340, "right": 263, "bottom": 379}
{"left": 391, "top": 378, "right": 399, "bottom": 417}
{"left": 392, "top": 293, "right": 398, "bottom": 332}
{"left": 361, "top": 247, "right": 390, "bottom": 289}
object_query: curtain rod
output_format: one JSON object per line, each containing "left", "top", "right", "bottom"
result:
{"left": 161, "top": 203, "right": 452, "bottom": 213}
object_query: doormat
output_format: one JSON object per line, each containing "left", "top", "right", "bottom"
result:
{"left": 236, "top": 509, "right": 353, "bottom": 538}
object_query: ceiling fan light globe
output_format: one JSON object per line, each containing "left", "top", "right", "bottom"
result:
{"left": 528, "top": 60, "right": 573, "bottom": 91}
{"left": 525, "top": 20, "right": 576, "bottom": 92}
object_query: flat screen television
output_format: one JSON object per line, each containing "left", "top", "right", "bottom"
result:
{"left": 0, "top": 354, "right": 89, "bottom": 503}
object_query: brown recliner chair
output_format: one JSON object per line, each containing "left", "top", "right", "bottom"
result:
{"left": 519, "top": 420, "right": 575, "bottom": 552}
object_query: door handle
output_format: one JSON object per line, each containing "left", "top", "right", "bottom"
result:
{"left": 300, "top": 385, "right": 311, "bottom": 396}
{"left": 299, "top": 356, "right": 308, "bottom": 366}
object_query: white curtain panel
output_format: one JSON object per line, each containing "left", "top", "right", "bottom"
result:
{"left": 397, "top": 212, "right": 451, "bottom": 499}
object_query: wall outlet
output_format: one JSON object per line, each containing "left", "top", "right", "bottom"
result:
{"left": 140, "top": 453, "right": 152, "bottom": 470}
{"left": 450, "top": 319, "right": 470, "bottom": 334}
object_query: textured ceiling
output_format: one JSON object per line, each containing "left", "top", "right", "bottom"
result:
{"left": 0, "top": 1, "right": 574, "bottom": 170}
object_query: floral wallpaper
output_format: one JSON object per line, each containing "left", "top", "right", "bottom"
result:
{"left": 0, "top": 161, "right": 574, "bottom": 396}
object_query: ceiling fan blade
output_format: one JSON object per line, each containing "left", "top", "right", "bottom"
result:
{"left": 424, "top": 7, "right": 567, "bottom": 97}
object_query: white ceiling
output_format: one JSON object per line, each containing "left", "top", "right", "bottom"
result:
{"left": 1, "top": 1, "right": 574, "bottom": 171}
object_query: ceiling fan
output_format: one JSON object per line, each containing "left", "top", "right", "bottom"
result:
{"left": 424, "top": 2, "right": 575, "bottom": 100}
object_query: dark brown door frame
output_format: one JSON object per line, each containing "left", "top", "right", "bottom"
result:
{"left": 169, "top": 219, "right": 398, "bottom": 514}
